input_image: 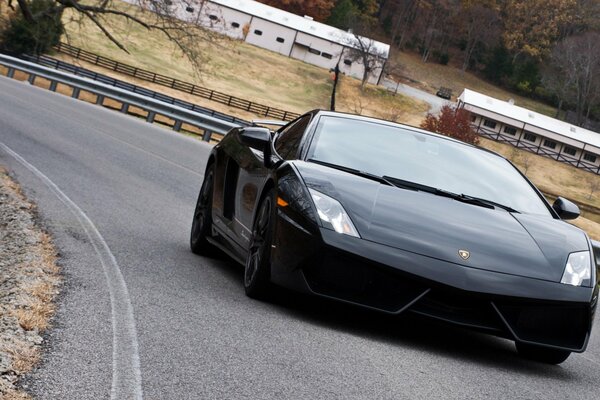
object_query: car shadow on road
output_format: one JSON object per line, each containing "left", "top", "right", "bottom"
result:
{"left": 204, "top": 254, "right": 578, "bottom": 380}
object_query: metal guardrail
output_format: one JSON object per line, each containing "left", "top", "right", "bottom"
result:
{"left": 54, "top": 42, "right": 301, "bottom": 122}
{"left": 22, "top": 54, "right": 251, "bottom": 127}
{"left": 0, "top": 54, "right": 241, "bottom": 141}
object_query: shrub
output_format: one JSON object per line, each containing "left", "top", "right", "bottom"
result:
{"left": 420, "top": 105, "right": 479, "bottom": 145}
{"left": 0, "top": 0, "right": 64, "bottom": 56}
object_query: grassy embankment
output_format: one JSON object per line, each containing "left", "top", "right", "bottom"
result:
{"left": 54, "top": 2, "right": 427, "bottom": 125}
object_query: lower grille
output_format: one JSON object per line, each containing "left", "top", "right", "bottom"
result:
{"left": 303, "top": 250, "right": 427, "bottom": 313}
{"left": 409, "top": 289, "right": 504, "bottom": 332}
{"left": 494, "top": 302, "right": 590, "bottom": 350}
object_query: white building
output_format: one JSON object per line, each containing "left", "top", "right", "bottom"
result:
{"left": 139, "top": 0, "right": 390, "bottom": 85}
{"left": 458, "top": 89, "right": 600, "bottom": 174}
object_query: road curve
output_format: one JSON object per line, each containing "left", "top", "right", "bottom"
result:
{"left": 1, "top": 76, "right": 599, "bottom": 400}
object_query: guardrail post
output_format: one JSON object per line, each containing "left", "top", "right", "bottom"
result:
{"left": 71, "top": 87, "right": 80, "bottom": 99}
{"left": 121, "top": 102, "right": 129, "bottom": 113}
{"left": 49, "top": 81, "right": 57, "bottom": 92}
{"left": 6, "top": 67, "right": 15, "bottom": 78}
{"left": 146, "top": 111, "right": 156, "bottom": 123}
{"left": 203, "top": 130, "right": 213, "bottom": 142}
{"left": 173, "top": 120, "right": 182, "bottom": 131}
{"left": 96, "top": 94, "right": 104, "bottom": 105}
{"left": 27, "top": 74, "right": 36, "bottom": 84}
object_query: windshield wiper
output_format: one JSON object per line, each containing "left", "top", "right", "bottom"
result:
{"left": 308, "top": 159, "right": 394, "bottom": 186}
{"left": 306, "top": 161, "right": 519, "bottom": 213}
{"left": 383, "top": 175, "right": 519, "bottom": 213}
{"left": 456, "top": 194, "right": 520, "bottom": 213}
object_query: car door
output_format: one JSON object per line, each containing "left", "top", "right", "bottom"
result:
{"left": 235, "top": 115, "right": 314, "bottom": 249}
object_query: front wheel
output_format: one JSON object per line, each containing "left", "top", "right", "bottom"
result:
{"left": 244, "top": 189, "right": 275, "bottom": 299}
{"left": 190, "top": 164, "right": 217, "bottom": 256}
{"left": 515, "top": 342, "right": 571, "bottom": 364}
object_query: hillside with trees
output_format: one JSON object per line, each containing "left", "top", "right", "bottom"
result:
{"left": 258, "top": 0, "right": 600, "bottom": 129}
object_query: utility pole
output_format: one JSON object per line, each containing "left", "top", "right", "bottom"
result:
{"left": 330, "top": 63, "right": 340, "bottom": 111}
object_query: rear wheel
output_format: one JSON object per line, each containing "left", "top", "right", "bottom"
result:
{"left": 244, "top": 189, "right": 275, "bottom": 299}
{"left": 190, "top": 164, "right": 217, "bottom": 256}
{"left": 515, "top": 342, "right": 571, "bottom": 364}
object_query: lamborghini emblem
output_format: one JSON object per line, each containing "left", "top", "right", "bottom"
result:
{"left": 459, "top": 250, "right": 470, "bottom": 260}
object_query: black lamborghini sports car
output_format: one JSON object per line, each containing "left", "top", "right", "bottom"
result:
{"left": 190, "top": 110, "right": 599, "bottom": 364}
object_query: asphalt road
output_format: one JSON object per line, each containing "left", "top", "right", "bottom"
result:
{"left": 1, "top": 76, "right": 599, "bottom": 400}
{"left": 381, "top": 78, "right": 450, "bottom": 114}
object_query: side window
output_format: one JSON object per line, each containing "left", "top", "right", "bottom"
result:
{"left": 275, "top": 116, "right": 311, "bottom": 160}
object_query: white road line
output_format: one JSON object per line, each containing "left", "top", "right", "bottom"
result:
{"left": 0, "top": 142, "right": 143, "bottom": 400}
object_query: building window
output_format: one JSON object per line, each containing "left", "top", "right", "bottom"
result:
{"left": 276, "top": 37, "right": 285, "bottom": 43}
{"left": 254, "top": 29, "right": 263, "bottom": 36}
{"left": 308, "top": 48, "right": 321, "bottom": 55}
{"left": 523, "top": 132, "right": 536, "bottom": 142}
{"left": 208, "top": 14, "right": 218, "bottom": 21}
{"left": 563, "top": 146, "right": 577, "bottom": 156}
{"left": 185, "top": 6, "right": 194, "bottom": 12}
{"left": 483, "top": 119, "right": 496, "bottom": 129}
{"left": 231, "top": 22, "right": 240, "bottom": 28}
{"left": 470, "top": 115, "right": 477, "bottom": 122}
{"left": 343, "top": 59, "right": 352, "bottom": 66}
{"left": 584, "top": 153, "right": 597, "bottom": 163}
{"left": 543, "top": 139, "right": 556, "bottom": 149}
{"left": 503, "top": 126, "right": 517, "bottom": 135}
{"left": 321, "top": 52, "right": 333, "bottom": 59}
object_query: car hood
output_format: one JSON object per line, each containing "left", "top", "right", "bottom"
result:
{"left": 295, "top": 162, "right": 589, "bottom": 282}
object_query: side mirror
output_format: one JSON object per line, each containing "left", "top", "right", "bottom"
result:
{"left": 239, "top": 127, "right": 273, "bottom": 168}
{"left": 552, "top": 197, "right": 580, "bottom": 220}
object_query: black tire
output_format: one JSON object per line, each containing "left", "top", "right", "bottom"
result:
{"left": 244, "top": 189, "right": 275, "bottom": 299}
{"left": 190, "top": 164, "right": 217, "bottom": 256}
{"left": 515, "top": 342, "right": 571, "bottom": 364}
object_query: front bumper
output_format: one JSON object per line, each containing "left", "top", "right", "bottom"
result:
{"left": 271, "top": 213, "right": 597, "bottom": 352}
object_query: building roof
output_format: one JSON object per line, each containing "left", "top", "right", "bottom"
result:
{"left": 459, "top": 89, "right": 600, "bottom": 150}
{"left": 210, "top": 0, "right": 390, "bottom": 57}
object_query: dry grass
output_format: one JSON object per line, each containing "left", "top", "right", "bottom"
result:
{"left": 392, "top": 50, "right": 556, "bottom": 116}
{"left": 57, "top": 1, "right": 427, "bottom": 123}
{"left": 0, "top": 169, "right": 62, "bottom": 399}
{"left": 480, "top": 139, "right": 600, "bottom": 210}
{"left": 1, "top": 389, "right": 32, "bottom": 400}
{"left": 570, "top": 217, "right": 600, "bottom": 241}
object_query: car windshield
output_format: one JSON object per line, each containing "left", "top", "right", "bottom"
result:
{"left": 307, "top": 116, "right": 551, "bottom": 216}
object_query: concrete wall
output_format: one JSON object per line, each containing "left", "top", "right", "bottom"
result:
{"left": 245, "top": 18, "right": 295, "bottom": 56}
{"left": 290, "top": 32, "right": 343, "bottom": 70}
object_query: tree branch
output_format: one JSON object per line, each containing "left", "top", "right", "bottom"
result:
{"left": 79, "top": 8, "right": 130, "bottom": 54}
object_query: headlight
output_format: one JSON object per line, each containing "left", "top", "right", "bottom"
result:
{"left": 561, "top": 251, "right": 592, "bottom": 287}
{"left": 308, "top": 188, "right": 359, "bottom": 238}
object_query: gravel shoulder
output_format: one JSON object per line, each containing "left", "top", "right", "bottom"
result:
{"left": 0, "top": 167, "right": 61, "bottom": 400}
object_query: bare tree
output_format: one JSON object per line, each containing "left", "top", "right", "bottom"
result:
{"left": 520, "top": 153, "right": 532, "bottom": 175}
{"left": 547, "top": 32, "right": 600, "bottom": 126}
{"left": 542, "top": 44, "right": 576, "bottom": 118}
{"left": 456, "top": 3, "right": 501, "bottom": 71}
{"left": 4, "top": 0, "right": 218, "bottom": 70}
{"left": 380, "top": 0, "right": 418, "bottom": 53}
{"left": 345, "top": 34, "right": 388, "bottom": 91}
{"left": 351, "top": 96, "right": 370, "bottom": 115}
{"left": 588, "top": 175, "right": 600, "bottom": 200}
